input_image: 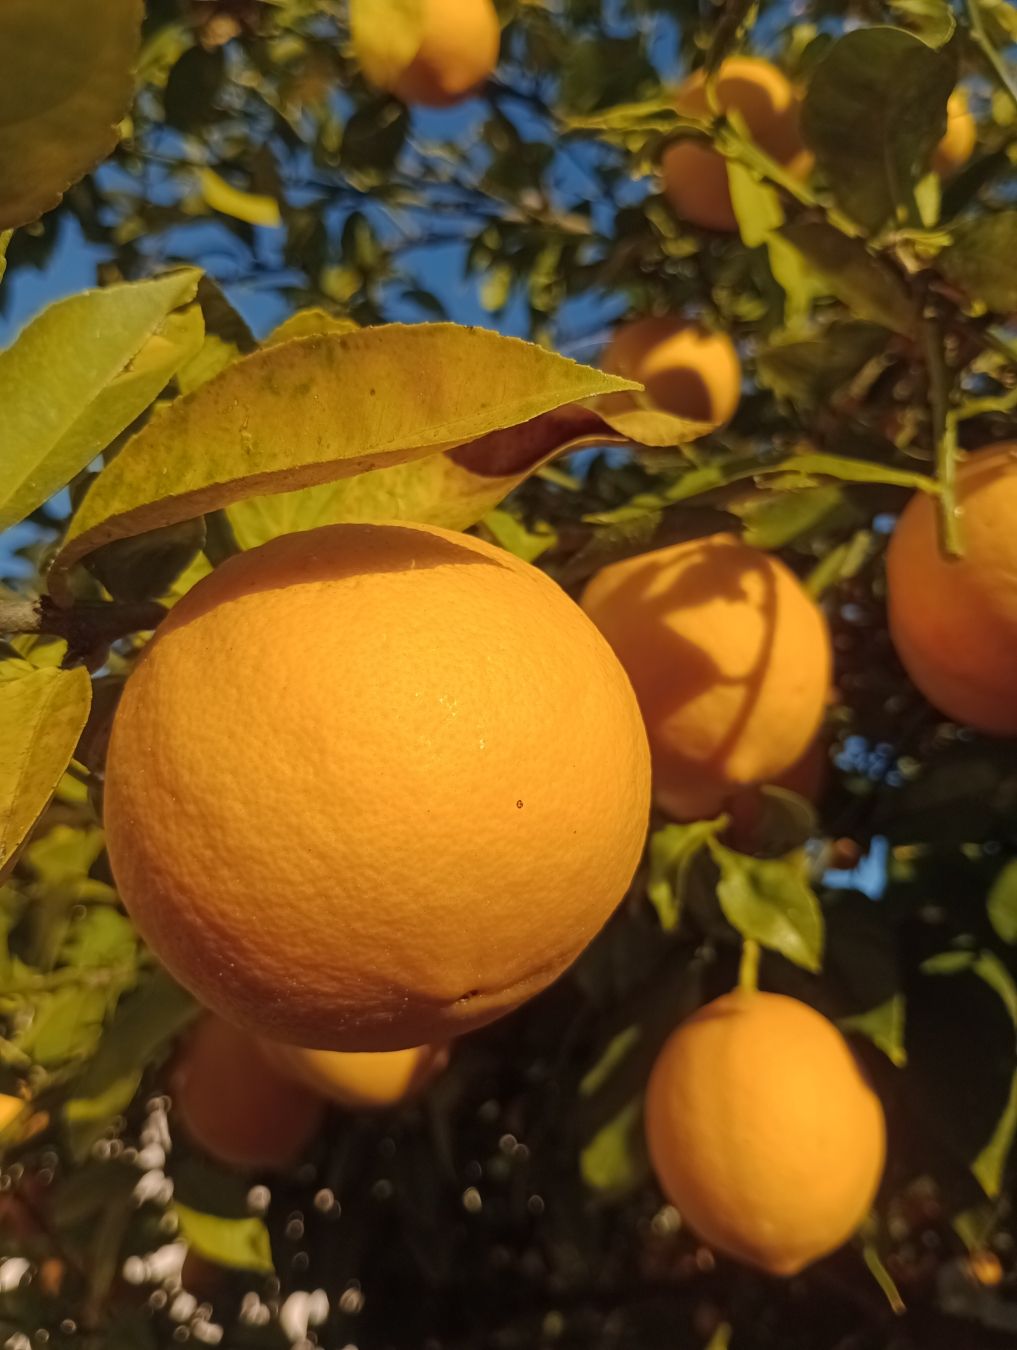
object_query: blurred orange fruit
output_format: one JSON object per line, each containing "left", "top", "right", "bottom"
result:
{"left": 887, "top": 445, "right": 1017, "bottom": 734}
{"left": 662, "top": 58, "right": 810, "bottom": 233}
{"left": 601, "top": 317, "right": 742, "bottom": 427}
{"left": 263, "top": 1040, "right": 449, "bottom": 1110}
{"left": 106, "top": 523, "right": 650, "bottom": 1050}
{"left": 933, "top": 89, "right": 976, "bottom": 177}
{"left": 582, "top": 534, "right": 831, "bottom": 821}
{"left": 645, "top": 991, "right": 886, "bottom": 1275}
{"left": 370, "top": 0, "right": 500, "bottom": 108}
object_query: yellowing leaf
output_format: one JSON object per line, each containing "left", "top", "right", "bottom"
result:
{"left": 175, "top": 1204, "right": 274, "bottom": 1273}
{"left": 197, "top": 167, "right": 282, "bottom": 228}
{"left": 0, "top": 0, "right": 143, "bottom": 228}
{"left": 264, "top": 309, "right": 359, "bottom": 346}
{"left": 0, "top": 666, "right": 92, "bottom": 881}
{"left": 49, "top": 324, "right": 638, "bottom": 598}
{"left": 349, "top": 0, "right": 425, "bottom": 90}
{"left": 0, "top": 270, "right": 202, "bottom": 532}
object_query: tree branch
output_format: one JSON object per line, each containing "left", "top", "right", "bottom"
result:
{"left": 0, "top": 597, "right": 166, "bottom": 651}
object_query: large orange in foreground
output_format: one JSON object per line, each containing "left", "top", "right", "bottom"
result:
{"left": 581, "top": 534, "right": 830, "bottom": 820}
{"left": 105, "top": 523, "right": 650, "bottom": 1050}
{"left": 887, "top": 445, "right": 1017, "bottom": 734}
{"left": 645, "top": 992, "right": 886, "bottom": 1275}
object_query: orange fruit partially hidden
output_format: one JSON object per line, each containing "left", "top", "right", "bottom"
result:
{"left": 601, "top": 317, "right": 742, "bottom": 428}
{"left": 170, "top": 1016, "right": 325, "bottom": 1171}
{"left": 933, "top": 89, "right": 976, "bottom": 177}
{"left": 105, "top": 523, "right": 650, "bottom": 1051}
{"left": 662, "top": 58, "right": 809, "bottom": 233}
{"left": 369, "top": 0, "right": 500, "bottom": 108}
{"left": 887, "top": 445, "right": 1017, "bottom": 735}
{"left": 581, "top": 534, "right": 831, "bottom": 821}
{"left": 263, "top": 1041, "right": 449, "bottom": 1111}
{"left": 645, "top": 991, "right": 886, "bottom": 1276}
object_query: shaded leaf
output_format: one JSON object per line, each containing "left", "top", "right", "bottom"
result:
{"left": 163, "top": 43, "right": 224, "bottom": 131}
{"left": 0, "top": 667, "right": 91, "bottom": 881}
{"left": 841, "top": 995, "right": 907, "bottom": 1067}
{"left": 0, "top": 0, "right": 143, "bottom": 228}
{"left": 988, "top": 860, "right": 1017, "bottom": 945}
{"left": 778, "top": 222, "right": 918, "bottom": 334}
{"left": 711, "top": 843, "right": 824, "bottom": 971}
{"left": 174, "top": 1203, "right": 274, "bottom": 1273}
{"left": 756, "top": 322, "right": 890, "bottom": 405}
{"left": 937, "top": 212, "right": 1017, "bottom": 315}
{"left": 886, "top": 0, "right": 956, "bottom": 45}
{"left": 646, "top": 820, "right": 725, "bottom": 932}
{"left": 51, "top": 326, "right": 638, "bottom": 592}
{"left": 0, "top": 270, "right": 202, "bottom": 531}
{"left": 579, "top": 1096, "right": 649, "bottom": 1197}
{"left": 87, "top": 517, "right": 206, "bottom": 604}
{"left": 197, "top": 168, "right": 281, "bottom": 228}
{"left": 802, "top": 27, "right": 956, "bottom": 232}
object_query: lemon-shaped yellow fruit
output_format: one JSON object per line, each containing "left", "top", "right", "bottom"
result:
{"left": 601, "top": 317, "right": 742, "bottom": 427}
{"left": 370, "top": 0, "right": 500, "bottom": 108}
{"left": 662, "top": 58, "right": 810, "bottom": 233}
{"left": 170, "top": 1016, "right": 325, "bottom": 1171}
{"left": 581, "top": 533, "right": 831, "bottom": 821}
{"left": 645, "top": 991, "right": 886, "bottom": 1275}
{"left": 262, "top": 1040, "right": 449, "bottom": 1110}
{"left": 105, "top": 523, "right": 650, "bottom": 1051}
{"left": 887, "top": 445, "right": 1017, "bottom": 734}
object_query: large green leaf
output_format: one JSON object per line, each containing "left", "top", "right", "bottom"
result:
{"left": 936, "top": 212, "right": 1017, "bottom": 315}
{"left": 0, "top": 0, "right": 143, "bottom": 228}
{"left": 49, "top": 325, "right": 639, "bottom": 598}
{"left": 0, "top": 666, "right": 91, "bottom": 881}
{"left": 802, "top": 27, "right": 956, "bottom": 232}
{"left": 0, "top": 270, "right": 202, "bottom": 532}
{"left": 710, "top": 843, "right": 824, "bottom": 972}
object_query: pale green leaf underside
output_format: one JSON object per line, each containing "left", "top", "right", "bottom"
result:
{"left": 0, "top": 270, "right": 202, "bottom": 533}
{"left": 0, "top": 665, "right": 92, "bottom": 881}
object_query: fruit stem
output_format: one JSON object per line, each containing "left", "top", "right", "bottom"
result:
{"left": 738, "top": 939, "right": 761, "bottom": 994}
{"left": 921, "top": 311, "right": 964, "bottom": 558}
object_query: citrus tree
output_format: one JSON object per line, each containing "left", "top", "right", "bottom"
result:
{"left": 2, "top": 0, "right": 1017, "bottom": 1347}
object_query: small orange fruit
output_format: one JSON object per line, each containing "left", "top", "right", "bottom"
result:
{"left": 367, "top": 0, "right": 500, "bottom": 108}
{"left": 262, "top": 1041, "right": 449, "bottom": 1111}
{"left": 645, "top": 991, "right": 886, "bottom": 1275}
{"left": 601, "top": 317, "right": 741, "bottom": 427}
{"left": 581, "top": 534, "right": 831, "bottom": 821}
{"left": 170, "top": 1016, "right": 325, "bottom": 1171}
{"left": 887, "top": 445, "right": 1017, "bottom": 734}
{"left": 105, "top": 523, "right": 650, "bottom": 1051}
{"left": 662, "top": 58, "right": 809, "bottom": 233}
{"left": 933, "top": 89, "right": 976, "bottom": 177}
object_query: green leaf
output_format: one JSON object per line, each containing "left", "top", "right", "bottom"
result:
{"left": 988, "top": 860, "right": 1017, "bottom": 945}
{"left": 18, "top": 985, "right": 110, "bottom": 1067}
{"left": 646, "top": 820, "right": 724, "bottom": 932}
{"left": 60, "top": 908, "right": 137, "bottom": 968}
{"left": 756, "top": 322, "right": 890, "bottom": 406}
{"left": 0, "top": 229, "right": 11, "bottom": 284}
{"left": 0, "top": 0, "right": 143, "bottom": 228}
{"left": 264, "top": 309, "right": 359, "bottom": 346}
{"left": 937, "top": 212, "right": 1017, "bottom": 315}
{"left": 778, "top": 222, "right": 918, "bottom": 335}
{"left": 728, "top": 159, "right": 784, "bottom": 249}
{"left": 0, "top": 270, "right": 202, "bottom": 531}
{"left": 710, "top": 843, "right": 824, "bottom": 972}
{"left": 886, "top": 0, "right": 956, "bottom": 46}
{"left": 174, "top": 1203, "right": 275, "bottom": 1274}
{"left": 841, "top": 995, "right": 907, "bottom": 1068}
{"left": 802, "top": 27, "right": 956, "bottom": 232}
{"left": 349, "top": 0, "right": 424, "bottom": 91}
{"left": 197, "top": 168, "right": 281, "bottom": 228}
{"left": 86, "top": 517, "right": 207, "bottom": 604}
{"left": 579, "top": 1096, "right": 648, "bottom": 1197}
{"left": 50, "top": 325, "right": 638, "bottom": 594}
{"left": 63, "top": 970, "right": 196, "bottom": 1158}
{"left": 0, "top": 666, "right": 92, "bottom": 881}
{"left": 481, "top": 509, "right": 556, "bottom": 564}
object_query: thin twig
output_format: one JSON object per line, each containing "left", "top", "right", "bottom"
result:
{"left": 920, "top": 310, "right": 964, "bottom": 557}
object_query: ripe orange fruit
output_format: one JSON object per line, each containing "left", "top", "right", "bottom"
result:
{"left": 170, "top": 1016, "right": 325, "bottom": 1171}
{"left": 105, "top": 523, "right": 650, "bottom": 1051}
{"left": 886, "top": 445, "right": 1017, "bottom": 734}
{"left": 933, "top": 89, "right": 976, "bottom": 177}
{"left": 370, "top": 0, "right": 500, "bottom": 108}
{"left": 601, "top": 318, "right": 742, "bottom": 427}
{"left": 662, "top": 58, "right": 809, "bottom": 233}
{"left": 645, "top": 991, "right": 886, "bottom": 1276}
{"left": 581, "top": 534, "right": 831, "bottom": 821}
{"left": 0, "top": 1095, "right": 23, "bottom": 1137}
{"left": 262, "top": 1040, "right": 449, "bottom": 1110}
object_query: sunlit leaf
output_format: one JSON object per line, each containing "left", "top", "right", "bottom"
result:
{"left": 174, "top": 1203, "right": 274, "bottom": 1273}
{"left": 264, "top": 309, "right": 359, "bottom": 346}
{"left": 197, "top": 168, "right": 281, "bottom": 228}
{"left": 711, "top": 843, "right": 824, "bottom": 971}
{"left": 0, "top": 271, "right": 202, "bottom": 531}
{"left": 0, "top": 667, "right": 92, "bottom": 881}
{"left": 0, "top": 0, "right": 143, "bottom": 228}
